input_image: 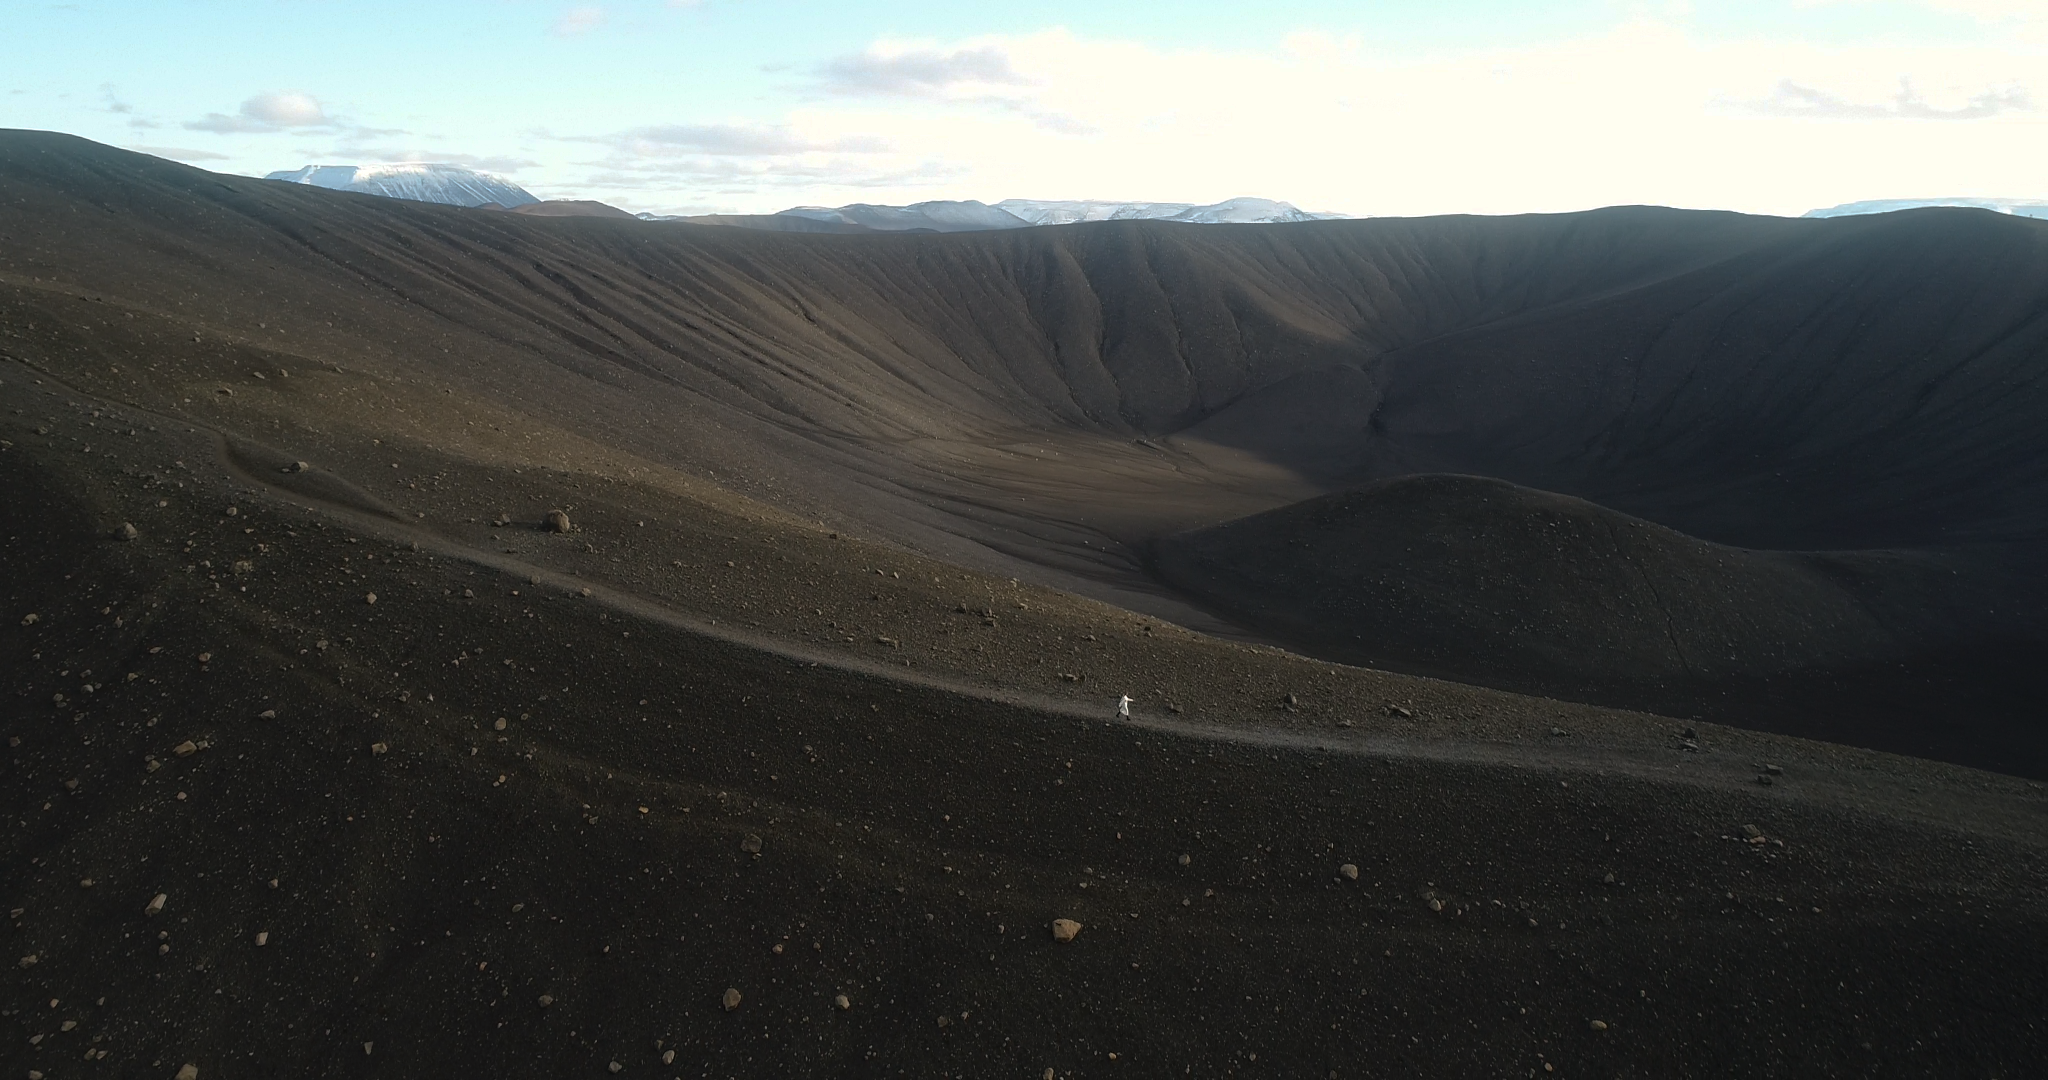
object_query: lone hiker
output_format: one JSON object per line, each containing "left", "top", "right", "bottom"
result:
{"left": 1117, "top": 694, "right": 1133, "bottom": 719}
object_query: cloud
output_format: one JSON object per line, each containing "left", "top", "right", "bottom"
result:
{"left": 552, "top": 5, "right": 605, "bottom": 36}
{"left": 325, "top": 147, "right": 543, "bottom": 173}
{"left": 564, "top": 118, "right": 934, "bottom": 209}
{"left": 594, "top": 123, "right": 891, "bottom": 156}
{"left": 1746, "top": 77, "right": 2031, "bottom": 119}
{"left": 581, "top": 156, "right": 963, "bottom": 194}
{"left": 126, "top": 145, "right": 231, "bottom": 162}
{"left": 185, "top": 91, "right": 333, "bottom": 134}
{"left": 1798, "top": 0, "right": 2042, "bottom": 22}
{"left": 520, "top": 19, "right": 2048, "bottom": 218}
{"left": 819, "top": 43, "right": 1030, "bottom": 97}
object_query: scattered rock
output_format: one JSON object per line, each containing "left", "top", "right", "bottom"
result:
{"left": 1339, "top": 863, "right": 1359, "bottom": 881}
{"left": 538, "top": 994, "right": 554, "bottom": 1008}
{"left": 834, "top": 994, "right": 851, "bottom": 1011}
{"left": 370, "top": 742, "right": 389, "bottom": 755}
{"left": 740, "top": 834, "right": 763, "bottom": 854}
{"left": 116, "top": 522, "right": 139, "bottom": 541}
{"left": 175, "top": 1066, "right": 199, "bottom": 1080}
{"left": 1385, "top": 703, "right": 1414, "bottom": 719}
{"left": 494, "top": 718, "right": 508, "bottom": 731}
{"left": 1590, "top": 1019, "right": 1609, "bottom": 1031}
{"left": 172, "top": 740, "right": 198, "bottom": 757}
{"left": 225, "top": 506, "right": 238, "bottom": 517}
{"left": 722, "top": 987, "right": 742, "bottom": 1011}
{"left": 661, "top": 1049, "right": 676, "bottom": 1064}
{"left": 608, "top": 1061, "right": 623, "bottom": 1073}
{"left": 145, "top": 893, "right": 166, "bottom": 917}
{"left": 875, "top": 636, "right": 898, "bottom": 647}
{"left": 364, "top": 592, "right": 377, "bottom": 605}
{"left": 258, "top": 709, "right": 276, "bottom": 720}
{"left": 1427, "top": 898, "right": 1445, "bottom": 913}
{"left": 1051, "top": 918, "right": 1082, "bottom": 942}
{"left": 20, "top": 613, "right": 37, "bottom": 626}
{"left": 363, "top": 1042, "right": 373, "bottom": 1056}
{"left": 1603, "top": 872, "right": 1616, "bottom": 884}
{"left": 1764, "top": 764, "right": 1784, "bottom": 775}
{"left": 17, "top": 954, "right": 36, "bottom": 968}
{"left": 544, "top": 509, "right": 572, "bottom": 533}
{"left": 284, "top": 461, "right": 309, "bottom": 473}
{"left": 1742, "top": 824, "right": 1763, "bottom": 839}
{"left": 1177, "top": 854, "right": 1191, "bottom": 867}
{"left": 1756, "top": 774, "right": 1773, "bottom": 786}
{"left": 1549, "top": 726, "right": 1568, "bottom": 737}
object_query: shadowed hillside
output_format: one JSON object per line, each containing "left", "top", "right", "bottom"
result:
{"left": 1155, "top": 476, "right": 2046, "bottom": 769}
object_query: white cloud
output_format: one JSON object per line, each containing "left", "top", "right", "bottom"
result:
{"left": 1743, "top": 77, "right": 2030, "bottom": 119}
{"left": 652, "top": 21, "right": 2045, "bottom": 217}
{"left": 552, "top": 5, "right": 606, "bottom": 37}
{"left": 819, "top": 43, "right": 1031, "bottom": 97}
{"left": 185, "top": 91, "right": 332, "bottom": 134}
{"left": 127, "top": 145, "right": 231, "bottom": 162}
{"left": 325, "top": 147, "right": 542, "bottom": 173}
{"left": 599, "top": 123, "right": 890, "bottom": 156}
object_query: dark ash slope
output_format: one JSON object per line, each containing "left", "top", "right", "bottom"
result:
{"left": 1155, "top": 476, "right": 2046, "bottom": 772}
{"left": 2, "top": 128, "right": 2044, "bottom": 766}
{"left": 5, "top": 131, "right": 2048, "bottom": 1080}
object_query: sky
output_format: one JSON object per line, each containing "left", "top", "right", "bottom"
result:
{"left": 4, "top": 0, "right": 2045, "bottom": 217}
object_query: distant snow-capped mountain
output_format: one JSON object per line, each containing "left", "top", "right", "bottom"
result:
{"left": 774, "top": 200, "right": 1031, "bottom": 233}
{"left": 744, "top": 197, "right": 1344, "bottom": 233}
{"left": 1805, "top": 198, "right": 2048, "bottom": 220}
{"left": 997, "top": 197, "right": 1342, "bottom": 225}
{"left": 264, "top": 163, "right": 538, "bottom": 209}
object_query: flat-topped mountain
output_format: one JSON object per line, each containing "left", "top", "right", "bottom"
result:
{"left": 265, "top": 161, "right": 539, "bottom": 207}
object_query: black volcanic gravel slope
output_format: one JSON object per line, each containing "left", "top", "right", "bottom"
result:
{"left": 3, "top": 345, "right": 2046, "bottom": 1080}
{"left": 5, "top": 131, "right": 2048, "bottom": 1076}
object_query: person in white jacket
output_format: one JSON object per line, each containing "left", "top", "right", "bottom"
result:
{"left": 1116, "top": 694, "right": 1133, "bottom": 719}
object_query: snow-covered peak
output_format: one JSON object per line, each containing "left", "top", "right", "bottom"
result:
{"left": 264, "top": 163, "right": 539, "bottom": 209}
{"left": 776, "top": 200, "right": 1032, "bottom": 233}
{"left": 1804, "top": 198, "right": 2048, "bottom": 220}
{"left": 997, "top": 197, "right": 1343, "bottom": 226}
